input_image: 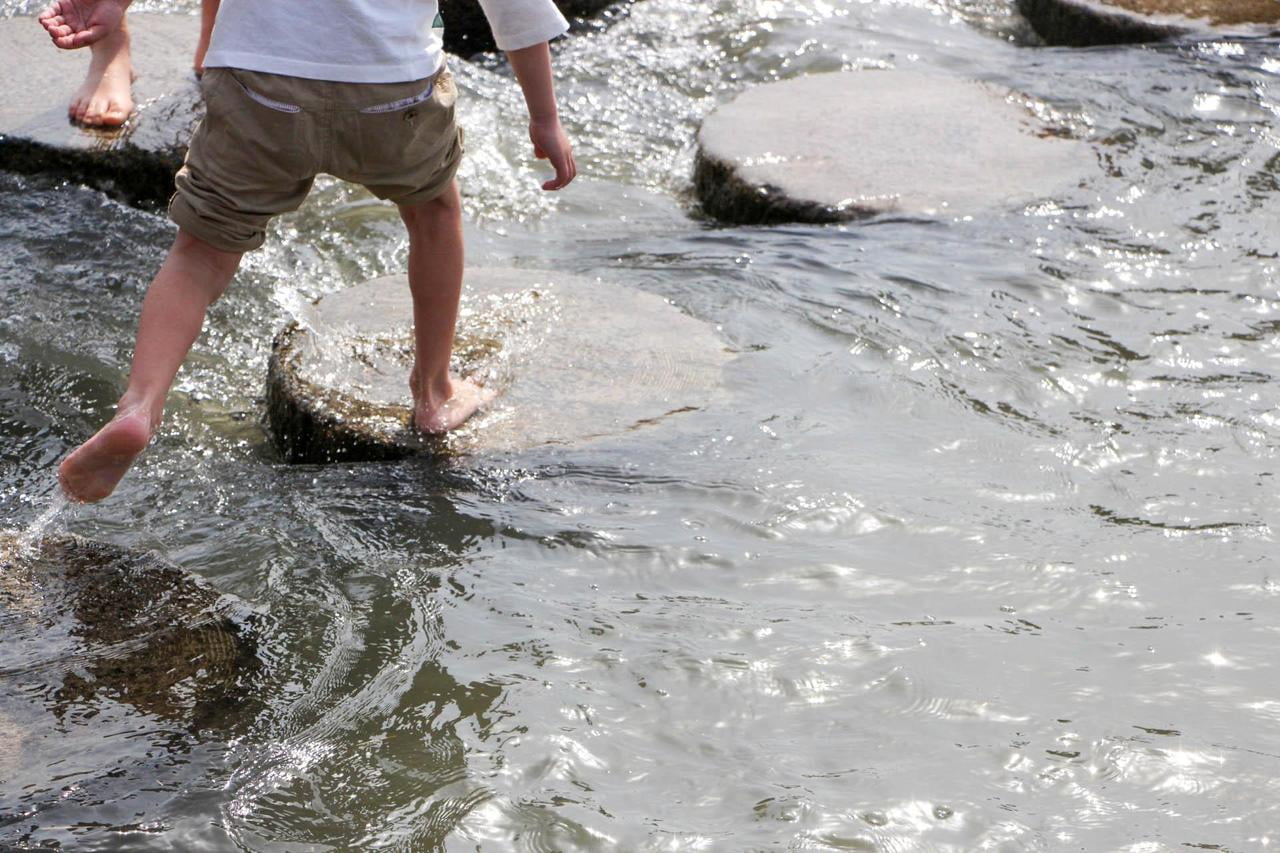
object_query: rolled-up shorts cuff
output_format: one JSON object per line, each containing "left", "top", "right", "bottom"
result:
{"left": 168, "top": 189, "right": 266, "bottom": 254}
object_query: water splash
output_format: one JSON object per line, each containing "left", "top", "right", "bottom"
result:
{"left": 273, "top": 286, "right": 338, "bottom": 341}
{"left": 14, "top": 492, "right": 69, "bottom": 562}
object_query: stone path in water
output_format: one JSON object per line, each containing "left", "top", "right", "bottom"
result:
{"left": 267, "top": 269, "right": 733, "bottom": 463}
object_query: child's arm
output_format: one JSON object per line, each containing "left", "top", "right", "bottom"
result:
{"left": 39, "top": 0, "right": 130, "bottom": 49}
{"left": 507, "top": 41, "right": 576, "bottom": 191}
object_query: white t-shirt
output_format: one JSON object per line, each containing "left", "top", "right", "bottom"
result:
{"left": 204, "top": 0, "right": 570, "bottom": 83}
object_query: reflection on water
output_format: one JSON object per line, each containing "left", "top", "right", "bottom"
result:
{"left": 1, "top": 0, "right": 1279, "bottom": 848}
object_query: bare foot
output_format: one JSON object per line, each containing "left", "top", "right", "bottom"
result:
{"left": 69, "top": 25, "right": 134, "bottom": 127}
{"left": 59, "top": 407, "right": 154, "bottom": 503}
{"left": 412, "top": 375, "right": 496, "bottom": 434}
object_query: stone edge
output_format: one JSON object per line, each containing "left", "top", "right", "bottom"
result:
{"left": 692, "top": 146, "right": 868, "bottom": 226}
{"left": 265, "top": 322, "right": 440, "bottom": 464}
{"left": 0, "top": 135, "right": 183, "bottom": 211}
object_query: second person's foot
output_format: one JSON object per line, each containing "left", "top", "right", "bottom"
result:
{"left": 69, "top": 27, "right": 135, "bottom": 127}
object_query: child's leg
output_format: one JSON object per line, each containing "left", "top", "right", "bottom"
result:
{"left": 398, "top": 181, "right": 494, "bottom": 433}
{"left": 59, "top": 230, "right": 242, "bottom": 502}
{"left": 68, "top": 13, "right": 133, "bottom": 127}
{"left": 193, "top": 0, "right": 220, "bottom": 75}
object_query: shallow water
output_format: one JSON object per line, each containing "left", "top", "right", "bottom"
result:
{"left": 2, "top": 0, "right": 1279, "bottom": 849}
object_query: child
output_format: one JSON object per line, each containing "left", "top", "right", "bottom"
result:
{"left": 42, "top": 0, "right": 578, "bottom": 503}
{"left": 40, "top": 0, "right": 222, "bottom": 126}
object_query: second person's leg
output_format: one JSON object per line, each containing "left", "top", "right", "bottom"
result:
{"left": 68, "top": 11, "right": 132, "bottom": 126}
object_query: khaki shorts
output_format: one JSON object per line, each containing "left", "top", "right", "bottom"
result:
{"left": 170, "top": 66, "right": 464, "bottom": 253}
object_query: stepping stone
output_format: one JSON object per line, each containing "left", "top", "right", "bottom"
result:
{"left": 266, "top": 269, "right": 732, "bottom": 463}
{"left": 439, "top": 0, "right": 623, "bottom": 56}
{"left": 1018, "top": 0, "right": 1280, "bottom": 45}
{"left": 694, "top": 70, "right": 1092, "bottom": 225}
{"left": 0, "top": 13, "right": 203, "bottom": 209}
{"left": 0, "top": 531, "right": 261, "bottom": 809}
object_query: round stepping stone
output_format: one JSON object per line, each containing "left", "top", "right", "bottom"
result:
{"left": 1018, "top": 0, "right": 1280, "bottom": 45}
{"left": 694, "top": 70, "right": 1092, "bottom": 225}
{"left": 0, "top": 531, "right": 260, "bottom": 806}
{"left": 439, "top": 0, "right": 623, "bottom": 55}
{"left": 266, "top": 269, "right": 732, "bottom": 463}
{"left": 0, "top": 14, "right": 203, "bottom": 209}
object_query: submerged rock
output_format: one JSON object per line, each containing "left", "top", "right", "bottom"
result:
{"left": 0, "top": 14, "right": 203, "bottom": 210}
{"left": 694, "top": 70, "right": 1092, "bottom": 225}
{"left": 439, "top": 0, "right": 624, "bottom": 56}
{"left": 0, "top": 531, "right": 262, "bottom": 830}
{"left": 266, "top": 269, "right": 732, "bottom": 463}
{"left": 1018, "top": 0, "right": 1280, "bottom": 45}
{"left": 0, "top": 531, "right": 260, "bottom": 731}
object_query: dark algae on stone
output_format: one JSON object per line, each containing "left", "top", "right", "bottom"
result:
{"left": 1019, "top": 0, "right": 1280, "bottom": 45}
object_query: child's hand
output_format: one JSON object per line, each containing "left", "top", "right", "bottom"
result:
{"left": 39, "top": 0, "right": 127, "bottom": 49}
{"left": 529, "top": 117, "right": 576, "bottom": 191}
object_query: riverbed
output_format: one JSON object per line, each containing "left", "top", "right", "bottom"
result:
{"left": 1, "top": 0, "right": 1278, "bottom": 849}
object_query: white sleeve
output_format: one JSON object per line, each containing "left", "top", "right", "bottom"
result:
{"left": 473, "top": 0, "right": 571, "bottom": 51}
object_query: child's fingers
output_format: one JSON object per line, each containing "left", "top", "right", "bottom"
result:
{"left": 541, "top": 150, "right": 574, "bottom": 191}
{"left": 39, "top": 15, "right": 68, "bottom": 35}
{"left": 52, "top": 26, "right": 101, "bottom": 48}
{"left": 36, "top": 1, "right": 63, "bottom": 22}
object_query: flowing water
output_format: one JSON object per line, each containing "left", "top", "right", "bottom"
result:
{"left": 1, "top": 0, "right": 1279, "bottom": 849}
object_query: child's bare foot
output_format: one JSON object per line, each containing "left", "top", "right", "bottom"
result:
{"left": 411, "top": 374, "right": 496, "bottom": 434}
{"left": 59, "top": 406, "right": 154, "bottom": 503}
{"left": 69, "top": 26, "right": 134, "bottom": 127}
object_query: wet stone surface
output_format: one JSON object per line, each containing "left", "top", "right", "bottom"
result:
{"left": 266, "top": 269, "right": 733, "bottom": 463}
{"left": 0, "top": 532, "right": 262, "bottom": 834}
{"left": 694, "top": 70, "right": 1093, "bottom": 225}
{"left": 0, "top": 13, "right": 202, "bottom": 209}
{"left": 1019, "top": 0, "right": 1280, "bottom": 44}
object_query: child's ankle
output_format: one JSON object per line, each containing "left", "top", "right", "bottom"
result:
{"left": 409, "top": 368, "right": 453, "bottom": 408}
{"left": 114, "top": 393, "right": 162, "bottom": 432}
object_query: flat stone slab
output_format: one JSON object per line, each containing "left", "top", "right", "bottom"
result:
{"left": 1019, "top": 0, "right": 1280, "bottom": 45}
{"left": 439, "top": 0, "right": 622, "bottom": 55}
{"left": 694, "top": 71, "right": 1093, "bottom": 225}
{"left": 0, "top": 13, "right": 203, "bottom": 209}
{"left": 266, "top": 269, "right": 732, "bottom": 463}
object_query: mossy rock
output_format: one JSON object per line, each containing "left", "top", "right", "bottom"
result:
{"left": 1018, "top": 0, "right": 1280, "bottom": 45}
{"left": 0, "top": 531, "right": 260, "bottom": 731}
